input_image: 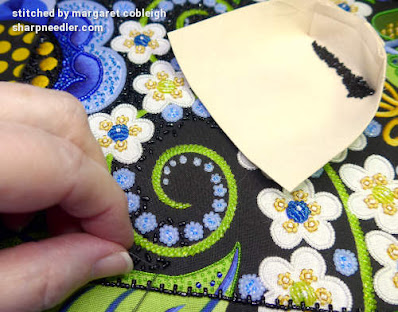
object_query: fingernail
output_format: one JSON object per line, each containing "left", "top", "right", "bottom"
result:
{"left": 91, "top": 251, "right": 133, "bottom": 279}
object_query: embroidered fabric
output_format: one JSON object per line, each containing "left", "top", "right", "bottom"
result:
{"left": 0, "top": 0, "right": 398, "bottom": 311}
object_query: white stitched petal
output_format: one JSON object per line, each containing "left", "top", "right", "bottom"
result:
{"left": 364, "top": 155, "right": 395, "bottom": 181}
{"left": 374, "top": 267, "right": 398, "bottom": 304}
{"left": 110, "top": 36, "right": 131, "bottom": 53}
{"left": 132, "top": 119, "right": 155, "bottom": 143}
{"left": 302, "top": 220, "right": 335, "bottom": 250}
{"left": 340, "top": 164, "right": 368, "bottom": 192}
{"left": 375, "top": 207, "right": 398, "bottom": 234}
{"left": 348, "top": 191, "right": 376, "bottom": 219}
{"left": 366, "top": 231, "right": 397, "bottom": 267}
{"left": 133, "top": 75, "right": 154, "bottom": 94}
{"left": 111, "top": 104, "right": 138, "bottom": 121}
{"left": 312, "top": 192, "right": 342, "bottom": 220}
{"left": 270, "top": 219, "right": 303, "bottom": 249}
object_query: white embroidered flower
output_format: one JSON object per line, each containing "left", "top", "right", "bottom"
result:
{"left": 331, "top": 0, "right": 372, "bottom": 18}
{"left": 366, "top": 231, "right": 398, "bottom": 305}
{"left": 257, "top": 180, "right": 342, "bottom": 250}
{"left": 340, "top": 155, "right": 398, "bottom": 233}
{"left": 110, "top": 21, "right": 170, "bottom": 64}
{"left": 258, "top": 247, "right": 352, "bottom": 311}
{"left": 331, "top": 134, "right": 367, "bottom": 163}
{"left": 133, "top": 61, "right": 195, "bottom": 113}
{"left": 88, "top": 104, "right": 154, "bottom": 164}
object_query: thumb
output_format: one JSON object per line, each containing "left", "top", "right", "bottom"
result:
{"left": 0, "top": 233, "right": 133, "bottom": 312}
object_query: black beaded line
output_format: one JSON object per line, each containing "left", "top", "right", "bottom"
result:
{"left": 143, "top": 109, "right": 220, "bottom": 156}
{"left": 91, "top": 278, "right": 361, "bottom": 312}
{"left": 312, "top": 41, "right": 375, "bottom": 99}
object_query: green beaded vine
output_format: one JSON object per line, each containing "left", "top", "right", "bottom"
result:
{"left": 324, "top": 163, "right": 377, "bottom": 312}
{"left": 134, "top": 144, "right": 238, "bottom": 257}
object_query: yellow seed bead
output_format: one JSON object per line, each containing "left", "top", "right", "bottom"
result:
{"left": 36, "top": 42, "right": 54, "bottom": 56}
{"left": 0, "top": 25, "right": 4, "bottom": 35}
{"left": 39, "top": 57, "right": 58, "bottom": 71}
{"left": 0, "top": 41, "right": 11, "bottom": 54}
{"left": 13, "top": 64, "right": 25, "bottom": 77}
{"left": 0, "top": 61, "right": 8, "bottom": 74}
{"left": 31, "top": 75, "right": 49, "bottom": 88}
{"left": 22, "top": 32, "right": 35, "bottom": 44}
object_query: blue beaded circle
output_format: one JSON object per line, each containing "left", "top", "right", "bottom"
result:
{"left": 286, "top": 201, "right": 311, "bottom": 223}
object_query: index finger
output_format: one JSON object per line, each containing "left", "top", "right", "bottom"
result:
{"left": 0, "top": 82, "right": 107, "bottom": 168}
{"left": 0, "top": 122, "right": 134, "bottom": 249}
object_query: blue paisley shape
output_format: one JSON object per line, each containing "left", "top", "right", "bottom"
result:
{"left": 165, "top": 305, "right": 185, "bottom": 312}
{"left": 52, "top": 0, "right": 126, "bottom": 114}
{"left": 201, "top": 247, "right": 240, "bottom": 311}
{"left": 0, "top": 0, "right": 55, "bottom": 24}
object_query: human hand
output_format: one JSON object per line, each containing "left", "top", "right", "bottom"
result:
{"left": 0, "top": 82, "right": 134, "bottom": 312}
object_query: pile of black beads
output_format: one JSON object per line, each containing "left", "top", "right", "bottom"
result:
{"left": 312, "top": 41, "right": 375, "bottom": 99}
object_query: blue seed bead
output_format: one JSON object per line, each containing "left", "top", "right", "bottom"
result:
{"left": 196, "top": 282, "right": 201, "bottom": 288}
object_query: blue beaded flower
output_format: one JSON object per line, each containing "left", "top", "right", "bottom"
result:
{"left": 113, "top": 168, "right": 135, "bottom": 190}
{"left": 126, "top": 192, "right": 140, "bottom": 213}
{"left": 135, "top": 212, "right": 157, "bottom": 234}
{"left": 213, "top": 184, "right": 227, "bottom": 197}
{"left": 364, "top": 120, "right": 382, "bottom": 138}
{"left": 192, "top": 99, "right": 211, "bottom": 118}
{"left": 184, "top": 222, "right": 204, "bottom": 241}
{"left": 112, "top": 1, "right": 136, "bottom": 13}
{"left": 203, "top": 212, "right": 221, "bottom": 231}
{"left": 193, "top": 157, "right": 202, "bottom": 166}
{"left": 212, "top": 199, "right": 227, "bottom": 212}
{"left": 161, "top": 104, "right": 183, "bottom": 122}
{"left": 159, "top": 225, "right": 180, "bottom": 246}
{"left": 204, "top": 162, "right": 214, "bottom": 172}
{"left": 158, "top": 0, "right": 174, "bottom": 11}
{"left": 214, "top": 3, "right": 227, "bottom": 13}
{"left": 210, "top": 173, "right": 222, "bottom": 184}
{"left": 203, "top": 0, "right": 216, "bottom": 7}
{"left": 238, "top": 274, "right": 266, "bottom": 301}
{"left": 333, "top": 249, "right": 358, "bottom": 276}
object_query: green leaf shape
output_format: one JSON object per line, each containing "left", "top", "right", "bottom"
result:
{"left": 53, "top": 242, "right": 240, "bottom": 312}
{"left": 120, "top": 242, "right": 240, "bottom": 297}
{"left": 55, "top": 285, "right": 230, "bottom": 312}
